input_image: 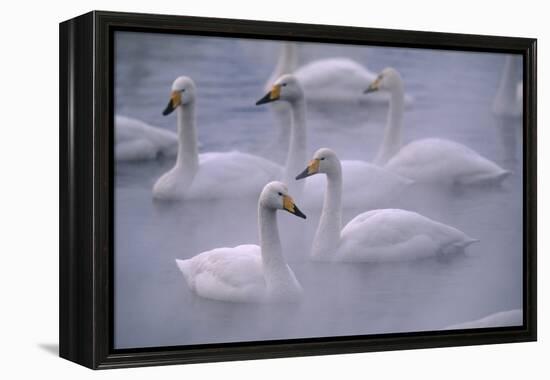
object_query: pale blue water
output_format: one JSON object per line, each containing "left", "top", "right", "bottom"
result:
{"left": 114, "top": 32, "right": 523, "bottom": 349}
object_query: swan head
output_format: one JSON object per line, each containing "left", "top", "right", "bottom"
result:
{"left": 256, "top": 74, "right": 304, "bottom": 105}
{"left": 364, "top": 67, "right": 402, "bottom": 94}
{"left": 260, "top": 181, "right": 306, "bottom": 219}
{"left": 295, "top": 148, "right": 341, "bottom": 179}
{"left": 162, "top": 76, "right": 197, "bottom": 115}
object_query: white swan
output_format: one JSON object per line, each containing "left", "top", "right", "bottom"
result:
{"left": 115, "top": 115, "right": 179, "bottom": 161}
{"left": 175, "top": 181, "right": 305, "bottom": 303}
{"left": 492, "top": 55, "right": 522, "bottom": 117}
{"left": 365, "top": 68, "right": 510, "bottom": 186}
{"left": 263, "top": 43, "right": 413, "bottom": 159}
{"left": 153, "top": 76, "right": 282, "bottom": 201}
{"left": 296, "top": 148, "right": 478, "bottom": 261}
{"left": 445, "top": 309, "right": 522, "bottom": 330}
{"left": 257, "top": 74, "right": 412, "bottom": 208}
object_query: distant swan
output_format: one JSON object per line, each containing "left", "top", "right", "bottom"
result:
{"left": 153, "top": 76, "right": 282, "bottom": 201}
{"left": 445, "top": 309, "right": 522, "bottom": 330}
{"left": 492, "top": 55, "right": 522, "bottom": 117}
{"left": 115, "top": 115, "right": 178, "bottom": 161}
{"left": 264, "top": 43, "right": 413, "bottom": 158}
{"left": 175, "top": 181, "right": 306, "bottom": 303}
{"left": 256, "top": 74, "right": 412, "bottom": 208}
{"left": 365, "top": 68, "right": 509, "bottom": 186}
{"left": 296, "top": 148, "right": 478, "bottom": 261}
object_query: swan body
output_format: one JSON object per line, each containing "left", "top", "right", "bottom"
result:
{"left": 153, "top": 76, "right": 282, "bottom": 201}
{"left": 263, "top": 43, "right": 412, "bottom": 159}
{"left": 445, "top": 309, "right": 522, "bottom": 330}
{"left": 257, "top": 74, "right": 412, "bottom": 207}
{"left": 296, "top": 148, "right": 478, "bottom": 262}
{"left": 175, "top": 182, "right": 305, "bottom": 303}
{"left": 303, "top": 160, "right": 412, "bottom": 209}
{"left": 365, "top": 67, "right": 509, "bottom": 185}
{"left": 115, "top": 115, "right": 179, "bottom": 161}
{"left": 492, "top": 55, "right": 522, "bottom": 117}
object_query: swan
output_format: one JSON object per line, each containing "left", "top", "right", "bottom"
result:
{"left": 296, "top": 148, "right": 478, "bottom": 261}
{"left": 263, "top": 43, "right": 413, "bottom": 159}
{"left": 153, "top": 76, "right": 282, "bottom": 201}
{"left": 364, "top": 68, "right": 510, "bottom": 186}
{"left": 256, "top": 74, "right": 412, "bottom": 208}
{"left": 175, "top": 181, "right": 306, "bottom": 303}
{"left": 115, "top": 115, "right": 179, "bottom": 161}
{"left": 445, "top": 309, "right": 522, "bottom": 330}
{"left": 492, "top": 55, "right": 522, "bottom": 117}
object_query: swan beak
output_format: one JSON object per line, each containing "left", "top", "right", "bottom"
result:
{"left": 283, "top": 195, "right": 307, "bottom": 219}
{"left": 256, "top": 84, "right": 281, "bottom": 105}
{"left": 296, "top": 159, "right": 320, "bottom": 180}
{"left": 162, "top": 91, "right": 182, "bottom": 116}
{"left": 364, "top": 77, "right": 381, "bottom": 94}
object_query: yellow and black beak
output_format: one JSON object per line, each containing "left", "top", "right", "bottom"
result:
{"left": 256, "top": 84, "right": 281, "bottom": 105}
{"left": 364, "top": 76, "right": 382, "bottom": 94}
{"left": 296, "top": 159, "right": 320, "bottom": 180}
{"left": 283, "top": 195, "right": 306, "bottom": 219}
{"left": 162, "top": 91, "right": 182, "bottom": 116}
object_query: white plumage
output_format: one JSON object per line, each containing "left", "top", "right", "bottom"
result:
{"left": 445, "top": 309, "right": 522, "bottom": 330}
{"left": 175, "top": 182, "right": 305, "bottom": 303}
{"left": 115, "top": 115, "right": 178, "bottom": 161}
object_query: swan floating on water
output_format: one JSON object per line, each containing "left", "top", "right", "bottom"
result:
{"left": 153, "top": 76, "right": 282, "bottom": 201}
{"left": 263, "top": 43, "right": 413, "bottom": 159}
{"left": 256, "top": 74, "right": 412, "bottom": 208}
{"left": 175, "top": 181, "right": 306, "bottom": 303}
{"left": 492, "top": 55, "right": 522, "bottom": 117}
{"left": 296, "top": 148, "right": 478, "bottom": 261}
{"left": 115, "top": 115, "right": 179, "bottom": 161}
{"left": 445, "top": 309, "right": 522, "bottom": 330}
{"left": 365, "top": 68, "right": 510, "bottom": 186}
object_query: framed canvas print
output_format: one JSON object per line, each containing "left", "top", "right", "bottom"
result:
{"left": 59, "top": 11, "right": 537, "bottom": 369}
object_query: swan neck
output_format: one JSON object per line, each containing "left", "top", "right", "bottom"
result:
{"left": 175, "top": 103, "right": 199, "bottom": 175}
{"left": 312, "top": 165, "right": 343, "bottom": 259}
{"left": 284, "top": 98, "right": 307, "bottom": 193}
{"left": 267, "top": 43, "right": 299, "bottom": 88}
{"left": 375, "top": 85, "right": 404, "bottom": 165}
{"left": 258, "top": 205, "right": 291, "bottom": 288}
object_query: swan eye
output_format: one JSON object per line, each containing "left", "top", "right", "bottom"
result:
{"left": 281, "top": 83, "right": 287, "bottom": 87}
{"left": 320, "top": 157, "right": 326, "bottom": 160}
{"left": 278, "top": 192, "right": 283, "bottom": 196}
{"left": 181, "top": 89, "right": 186, "bottom": 93}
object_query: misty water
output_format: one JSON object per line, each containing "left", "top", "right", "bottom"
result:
{"left": 114, "top": 32, "right": 523, "bottom": 349}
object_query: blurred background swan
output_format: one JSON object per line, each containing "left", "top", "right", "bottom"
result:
{"left": 491, "top": 55, "right": 523, "bottom": 167}
{"left": 175, "top": 182, "right": 306, "bottom": 303}
{"left": 296, "top": 148, "right": 478, "bottom": 261}
{"left": 257, "top": 74, "right": 412, "bottom": 209}
{"left": 153, "top": 76, "right": 282, "bottom": 201}
{"left": 115, "top": 115, "right": 179, "bottom": 161}
{"left": 263, "top": 42, "right": 413, "bottom": 160}
{"left": 445, "top": 309, "right": 522, "bottom": 330}
{"left": 365, "top": 68, "right": 509, "bottom": 186}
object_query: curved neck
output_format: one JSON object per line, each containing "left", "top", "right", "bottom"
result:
{"left": 312, "top": 165, "right": 343, "bottom": 259}
{"left": 284, "top": 98, "right": 307, "bottom": 194}
{"left": 258, "top": 205, "right": 294, "bottom": 292}
{"left": 175, "top": 102, "right": 199, "bottom": 177}
{"left": 374, "top": 84, "right": 404, "bottom": 165}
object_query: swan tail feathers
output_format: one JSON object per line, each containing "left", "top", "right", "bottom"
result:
{"left": 175, "top": 259, "right": 192, "bottom": 283}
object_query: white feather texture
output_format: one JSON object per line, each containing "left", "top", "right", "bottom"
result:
{"left": 153, "top": 76, "right": 282, "bottom": 201}
{"left": 175, "top": 182, "right": 304, "bottom": 303}
{"left": 366, "top": 67, "right": 509, "bottom": 185}
{"left": 259, "top": 73, "right": 412, "bottom": 209}
{"left": 115, "top": 115, "right": 179, "bottom": 161}
{"left": 445, "top": 309, "right": 522, "bottom": 330}
{"left": 298, "top": 148, "right": 478, "bottom": 262}
{"left": 492, "top": 55, "right": 522, "bottom": 117}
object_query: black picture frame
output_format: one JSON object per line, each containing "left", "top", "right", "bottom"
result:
{"left": 59, "top": 10, "right": 537, "bottom": 369}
